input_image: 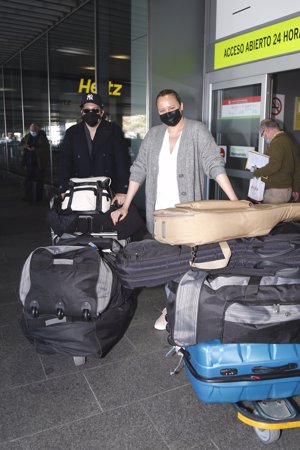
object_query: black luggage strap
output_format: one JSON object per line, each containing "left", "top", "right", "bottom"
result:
{"left": 245, "top": 275, "right": 261, "bottom": 298}
{"left": 168, "top": 280, "right": 179, "bottom": 294}
{"left": 96, "top": 180, "right": 113, "bottom": 213}
{"left": 191, "top": 245, "right": 198, "bottom": 264}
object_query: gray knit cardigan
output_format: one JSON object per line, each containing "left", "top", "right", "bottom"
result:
{"left": 130, "top": 118, "right": 226, "bottom": 234}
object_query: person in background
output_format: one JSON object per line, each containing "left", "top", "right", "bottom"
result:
{"left": 254, "top": 118, "right": 300, "bottom": 203}
{"left": 20, "top": 123, "right": 50, "bottom": 202}
{"left": 111, "top": 88, "right": 238, "bottom": 330}
{"left": 59, "top": 93, "right": 130, "bottom": 202}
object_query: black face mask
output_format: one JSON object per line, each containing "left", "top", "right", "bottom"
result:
{"left": 82, "top": 111, "right": 101, "bottom": 127}
{"left": 159, "top": 109, "right": 182, "bottom": 127}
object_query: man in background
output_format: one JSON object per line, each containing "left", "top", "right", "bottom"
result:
{"left": 254, "top": 118, "right": 300, "bottom": 203}
{"left": 20, "top": 123, "right": 50, "bottom": 202}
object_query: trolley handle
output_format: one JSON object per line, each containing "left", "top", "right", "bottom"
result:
{"left": 252, "top": 363, "right": 297, "bottom": 374}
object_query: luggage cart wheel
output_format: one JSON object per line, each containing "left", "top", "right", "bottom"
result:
{"left": 30, "top": 306, "right": 39, "bottom": 318}
{"left": 83, "top": 308, "right": 91, "bottom": 321}
{"left": 253, "top": 426, "right": 281, "bottom": 444}
{"left": 57, "top": 308, "right": 65, "bottom": 320}
{"left": 73, "top": 356, "right": 86, "bottom": 366}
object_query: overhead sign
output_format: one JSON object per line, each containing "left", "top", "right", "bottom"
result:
{"left": 214, "top": 16, "right": 300, "bottom": 70}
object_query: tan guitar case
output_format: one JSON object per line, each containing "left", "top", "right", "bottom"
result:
{"left": 154, "top": 200, "right": 300, "bottom": 246}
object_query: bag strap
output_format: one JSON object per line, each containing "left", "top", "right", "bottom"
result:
{"left": 190, "top": 241, "right": 231, "bottom": 270}
{"left": 173, "top": 270, "right": 207, "bottom": 346}
{"left": 66, "top": 190, "right": 73, "bottom": 210}
{"left": 95, "top": 180, "right": 113, "bottom": 213}
{"left": 245, "top": 275, "right": 261, "bottom": 298}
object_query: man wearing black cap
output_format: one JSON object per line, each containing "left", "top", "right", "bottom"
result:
{"left": 59, "top": 93, "right": 130, "bottom": 202}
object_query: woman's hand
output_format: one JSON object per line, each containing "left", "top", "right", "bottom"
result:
{"left": 111, "top": 206, "right": 129, "bottom": 225}
{"left": 112, "top": 193, "right": 126, "bottom": 206}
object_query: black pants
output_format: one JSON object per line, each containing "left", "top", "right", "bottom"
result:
{"left": 25, "top": 163, "right": 45, "bottom": 202}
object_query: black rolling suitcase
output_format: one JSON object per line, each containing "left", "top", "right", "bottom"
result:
{"left": 19, "top": 237, "right": 133, "bottom": 364}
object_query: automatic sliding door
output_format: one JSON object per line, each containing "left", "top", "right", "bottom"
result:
{"left": 208, "top": 76, "right": 271, "bottom": 199}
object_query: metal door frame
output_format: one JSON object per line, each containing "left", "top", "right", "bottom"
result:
{"left": 203, "top": 73, "right": 273, "bottom": 152}
{"left": 202, "top": 73, "right": 273, "bottom": 198}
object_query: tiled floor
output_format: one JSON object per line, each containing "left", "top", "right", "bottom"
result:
{"left": 1, "top": 176, "right": 300, "bottom": 449}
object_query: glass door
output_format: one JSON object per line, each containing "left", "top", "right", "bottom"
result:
{"left": 208, "top": 75, "right": 272, "bottom": 200}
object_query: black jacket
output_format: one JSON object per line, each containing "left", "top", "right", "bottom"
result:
{"left": 59, "top": 120, "right": 130, "bottom": 193}
{"left": 20, "top": 130, "right": 50, "bottom": 170}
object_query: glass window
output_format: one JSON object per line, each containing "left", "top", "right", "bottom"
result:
{"left": 211, "top": 84, "right": 261, "bottom": 199}
{"left": 22, "top": 37, "right": 49, "bottom": 133}
{"left": 0, "top": 69, "right": 7, "bottom": 171}
{"left": 3, "top": 57, "right": 23, "bottom": 174}
{"left": 0, "top": 0, "right": 148, "bottom": 189}
{"left": 3, "top": 57, "right": 22, "bottom": 141}
{"left": 97, "top": 0, "right": 131, "bottom": 128}
{"left": 97, "top": 0, "right": 147, "bottom": 151}
{"left": 49, "top": 2, "right": 95, "bottom": 148}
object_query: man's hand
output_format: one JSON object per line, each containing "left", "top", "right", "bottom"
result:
{"left": 292, "top": 191, "right": 299, "bottom": 202}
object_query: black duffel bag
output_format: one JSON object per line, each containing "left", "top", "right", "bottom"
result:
{"left": 47, "top": 196, "right": 146, "bottom": 240}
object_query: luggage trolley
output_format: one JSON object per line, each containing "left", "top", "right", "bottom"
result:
{"left": 167, "top": 341, "right": 300, "bottom": 445}
{"left": 235, "top": 398, "right": 300, "bottom": 444}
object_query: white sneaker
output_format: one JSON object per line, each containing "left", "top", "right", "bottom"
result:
{"left": 154, "top": 307, "right": 167, "bottom": 330}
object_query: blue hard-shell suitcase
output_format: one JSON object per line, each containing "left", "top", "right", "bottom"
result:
{"left": 183, "top": 340, "right": 300, "bottom": 403}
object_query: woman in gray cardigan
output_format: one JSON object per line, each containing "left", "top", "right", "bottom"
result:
{"left": 111, "top": 89, "right": 237, "bottom": 329}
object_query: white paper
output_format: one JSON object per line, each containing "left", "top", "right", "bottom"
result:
{"left": 245, "top": 150, "right": 269, "bottom": 170}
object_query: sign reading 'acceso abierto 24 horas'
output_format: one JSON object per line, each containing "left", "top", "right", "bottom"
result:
{"left": 214, "top": 16, "right": 300, "bottom": 70}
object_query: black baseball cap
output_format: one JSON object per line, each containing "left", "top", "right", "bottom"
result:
{"left": 80, "top": 93, "right": 104, "bottom": 108}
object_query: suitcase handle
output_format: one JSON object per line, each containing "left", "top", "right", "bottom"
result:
{"left": 252, "top": 363, "right": 298, "bottom": 374}
{"left": 182, "top": 349, "right": 300, "bottom": 383}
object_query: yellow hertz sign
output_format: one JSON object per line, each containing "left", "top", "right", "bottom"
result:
{"left": 215, "top": 16, "right": 300, "bottom": 70}
{"left": 78, "top": 78, "right": 123, "bottom": 96}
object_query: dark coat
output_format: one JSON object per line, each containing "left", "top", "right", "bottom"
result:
{"left": 254, "top": 132, "right": 300, "bottom": 191}
{"left": 59, "top": 120, "right": 131, "bottom": 193}
{"left": 20, "top": 130, "right": 50, "bottom": 170}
